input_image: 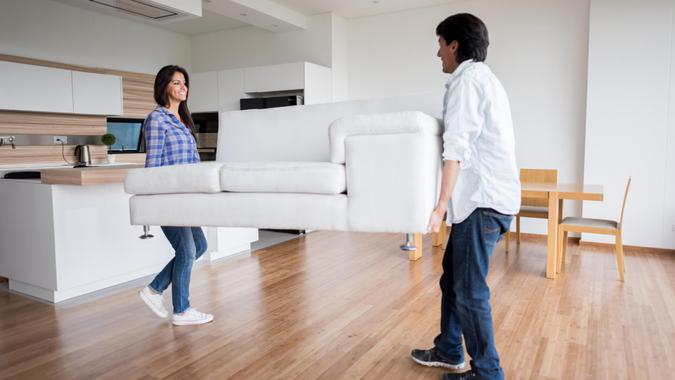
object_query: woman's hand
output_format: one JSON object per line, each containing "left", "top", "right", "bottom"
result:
{"left": 426, "top": 207, "right": 446, "bottom": 233}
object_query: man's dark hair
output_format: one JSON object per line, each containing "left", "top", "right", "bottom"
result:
{"left": 436, "top": 13, "right": 489, "bottom": 62}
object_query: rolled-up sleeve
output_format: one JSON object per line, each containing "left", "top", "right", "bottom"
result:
{"left": 144, "top": 112, "right": 165, "bottom": 168}
{"left": 442, "top": 76, "right": 484, "bottom": 168}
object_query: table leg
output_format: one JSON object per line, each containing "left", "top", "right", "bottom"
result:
{"left": 546, "top": 191, "right": 559, "bottom": 279}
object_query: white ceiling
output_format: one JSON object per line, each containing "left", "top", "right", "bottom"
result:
{"left": 163, "top": 9, "right": 249, "bottom": 35}
{"left": 52, "top": 0, "right": 465, "bottom": 36}
{"left": 274, "top": 0, "right": 462, "bottom": 18}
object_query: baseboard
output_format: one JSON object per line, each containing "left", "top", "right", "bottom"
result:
{"left": 578, "top": 240, "right": 675, "bottom": 254}
{"left": 507, "top": 233, "right": 673, "bottom": 254}
{"left": 505, "top": 232, "right": 547, "bottom": 241}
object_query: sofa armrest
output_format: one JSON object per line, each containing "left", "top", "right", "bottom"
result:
{"left": 329, "top": 111, "right": 442, "bottom": 164}
{"left": 124, "top": 162, "right": 223, "bottom": 195}
{"left": 344, "top": 132, "right": 442, "bottom": 233}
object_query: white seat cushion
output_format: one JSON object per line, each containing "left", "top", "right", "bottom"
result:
{"left": 560, "top": 217, "right": 618, "bottom": 230}
{"left": 124, "top": 162, "right": 223, "bottom": 195}
{"left": 219, "top": 162, "right": 346, "bottom": 194}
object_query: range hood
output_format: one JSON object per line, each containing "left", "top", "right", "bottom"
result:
{"left": 88, "top": 0, "right": 201, "bottom": 21}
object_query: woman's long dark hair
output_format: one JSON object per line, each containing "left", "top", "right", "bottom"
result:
{"left": 153, "top": 65, "right": 196, "bottom": 133}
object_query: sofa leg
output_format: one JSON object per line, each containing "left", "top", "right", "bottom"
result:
{"left": 139, "top": 225, "right": 154, "bottom": 239}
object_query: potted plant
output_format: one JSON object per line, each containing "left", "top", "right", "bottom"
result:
{"left": 101, "top": 133, "right": 116, "bottom": 164}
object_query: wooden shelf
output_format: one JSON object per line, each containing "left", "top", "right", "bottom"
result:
{"left": 40, "top": 164, "right": 143, "bottom": 186}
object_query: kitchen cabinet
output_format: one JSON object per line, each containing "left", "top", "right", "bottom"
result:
{"left": 0, "top": 61, "right": 73, "bottom": 113}
{"left": 244, "top": 62, "right": 332, "bottom": 104}
{"left": 244, "top": 62, "right": 305, "bottom": 93}
{"left": 218, "top": 68, "right": 247, "bottom": 111}
{"left": 72, "top": 71, "right": 123, "bottom": 115}
{"left": 0, "top": 61, "right": 123, "bottom": 115}
{"left": 188, "top": 62, "right": 332, "bottom": 113}
{"left": 188, "top": 71, "right": 219, "bottom": 113}
{"left": 0, "top": 171, "right": 259, "bottom": 303}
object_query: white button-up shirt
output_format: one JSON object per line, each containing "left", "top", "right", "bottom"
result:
{"left": 442, "top": 59, "right": 521, "bottom": 224}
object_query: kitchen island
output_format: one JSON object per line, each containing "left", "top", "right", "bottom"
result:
{"left": 0, "top": 165, "right": 257, "bottom": 303}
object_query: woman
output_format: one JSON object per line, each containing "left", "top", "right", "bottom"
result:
{"left": 138, "top": 65, "right": 213, "bottom": 326}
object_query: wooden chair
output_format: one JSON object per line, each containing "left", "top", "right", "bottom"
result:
{"left": 556, "top": 177, "right": 631, "bottom": 281}
{"left": 505, "top": 168, "right": 558, "bottom": 252}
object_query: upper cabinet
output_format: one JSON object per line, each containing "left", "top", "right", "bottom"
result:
{"left": 218, "top": 68, "right": 246, "bottom": 112}
{"left": 188, "top": 62, "right": 332, "bottom": 113}
{"left": 243, "top": 63, "right": 305, "bottom": 93}
{"left": 72, "top": 71, "right": 123, "bottom": 115}
{"left": 0, "top": 61, "right": 73, "bottom": 113}
{"left": 188, "top": 71, "right": 219, "bottom": 113}
{"left": 0, "top": 61, "right": 123, "bottom": 116}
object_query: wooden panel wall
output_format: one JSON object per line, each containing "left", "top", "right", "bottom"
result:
{"left": 117, "top": 72, "right": 156, "bottom": 118}
{"left": 0, "top": 54, "right": 155, "bottom": 165}
{"left": 0, "top": 111, "right": 106, "bottom": 135}
{"left": 0, "top": 145, "right": 107, "bottom": 166}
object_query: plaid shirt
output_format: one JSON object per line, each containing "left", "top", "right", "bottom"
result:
{"left": 144, "top": 106, "right": 200, "bottom": 168}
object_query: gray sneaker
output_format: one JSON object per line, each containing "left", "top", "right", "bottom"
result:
{"left": 410, "top": 347, "right": 466, "bottom": 371}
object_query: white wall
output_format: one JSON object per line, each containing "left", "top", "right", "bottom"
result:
{"left": 331, "top": 14, "right": 349, "bottom": 101}
{"left": 347, "top": 0, "right": 591, "bottom": 234}
{"left": 190, "top": 13, "right": 333, "bottom": 72}
{"left": 584, "top": 0, "right": 675, "bottom": 249}
{"left": 0, "top": 0, "right": 191, "bottom": 74}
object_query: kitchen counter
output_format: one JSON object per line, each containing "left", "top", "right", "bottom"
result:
{"left": 0, "top": 166, "right": 259, "bottom": 303}
{"left": 40, "top": 164, "right": 142, "bottom": 185}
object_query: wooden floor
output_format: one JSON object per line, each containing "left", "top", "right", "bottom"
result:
{"left": 1, "top": 232, "right": 674, "bottom": 380}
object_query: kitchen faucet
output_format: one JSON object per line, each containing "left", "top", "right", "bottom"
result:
{"left": 0, "top": 136, "right": 16, "bottom": 149}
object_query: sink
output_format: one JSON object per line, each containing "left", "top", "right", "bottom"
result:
{"left": 3, "top": 171, "right": 41, "bottom": 179}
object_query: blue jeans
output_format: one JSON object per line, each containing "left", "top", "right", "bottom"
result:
{"left": 149, "top": 226, "right": 207, "bottom": 314}
{"left": 433, "top": 208, "right": 512, "bottom": 380}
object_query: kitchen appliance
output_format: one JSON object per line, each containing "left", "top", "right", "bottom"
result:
{"left": 240, "top": 95, "right": 303, "bottom": 110}
{"left": 192, "top": 112, "right": 219, "bottom": 161}
{"left": 106, "top": 118, "right": 144, "bottom": 153}
{"left": 74, "top": 145, "right": 92, "bottom": 167}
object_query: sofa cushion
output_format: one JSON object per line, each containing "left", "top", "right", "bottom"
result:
{"left": 124, "top": 162, "right": 223, "bottom": 195}
{"left": 219, "top": 162, "right": 346, "bottom": 194}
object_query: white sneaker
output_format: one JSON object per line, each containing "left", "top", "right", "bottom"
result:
{"left": 172, "top": 308, "right": 214, "bottom": 326}
{"left": 139, "top": 286, "right": 169, "bottom": 318}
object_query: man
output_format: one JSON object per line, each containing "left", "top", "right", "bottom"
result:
{"left": 410, "top": 13, "right": 520, "bottom": 380}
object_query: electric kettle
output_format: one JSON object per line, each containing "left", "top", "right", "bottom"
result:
{"left": 74, "top": 145, "right": 92, "bottom": 167}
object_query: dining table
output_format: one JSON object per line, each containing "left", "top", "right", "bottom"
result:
{"left": 520, "top": 182, "right": 604, "bottom": 279}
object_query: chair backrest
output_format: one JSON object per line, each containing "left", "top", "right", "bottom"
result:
{"left": 619, "top": 177, "right": 632, "bottom": 229}
{"left": 520, "top": 168, "right": 558, "bottom": 208}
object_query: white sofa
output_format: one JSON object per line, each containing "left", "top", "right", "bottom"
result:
{"left": 124, "top": 93, "right": 443, "bottom": 237}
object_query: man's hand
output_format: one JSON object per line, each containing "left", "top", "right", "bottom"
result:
{"left": 428, "top": 160, "right": 460, "bottom": 233}
{"left": 427, "top": 207, "right": 446, "bottom": 233}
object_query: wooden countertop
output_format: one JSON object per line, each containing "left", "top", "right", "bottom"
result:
{"left": 40, "top": 164, "right": 143, "bottom": 186}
